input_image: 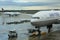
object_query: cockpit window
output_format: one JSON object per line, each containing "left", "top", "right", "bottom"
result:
{"left": 32, "top": 17, "right": 40, "bottom": 19}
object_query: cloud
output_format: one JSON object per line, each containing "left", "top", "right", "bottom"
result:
{"left": 0, "top": 0, "right": 6, "bottom": 1}
{"left": 13, "top": 0, "right": 60, "bottom": 3}
{"left": 20, "top": 6, "right": 60, "bottom": 10}
{"left": 0, "top": 0, "right": 12, "bottom": 2}
{"left": 11, "top": 0, "right": 60, "bottom": 7}
{"left": 0, "top": 0, "right": 60, "bottom": 10}
{"left": 0, "top": 0, "right": 60, "bottom": 9}
{"left": 0, "top": 0, "right": 60, "bottom": 2}
{"left": 0, "top": 0, "right": 60, "bottom": 3}
{"left": 0, "top": 2, "right": 60, "bottom": 6}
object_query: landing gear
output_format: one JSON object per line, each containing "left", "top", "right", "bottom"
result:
{"left": 47, "top": 24, "right": 52, "bottom": 33}
{"left": 35, "top": 26, "right": 41, "bottom": 36}
{"left": 28, "top": 26, "right": 41, "bottom": 36}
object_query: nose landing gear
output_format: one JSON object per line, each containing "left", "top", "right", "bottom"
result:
{"left": 28, "top": 26, "right": 41, "bottom": 37}
{"left": 35, "top": 26, "right": 41, "bottom": 36}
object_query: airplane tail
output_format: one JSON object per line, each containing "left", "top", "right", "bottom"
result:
{"left": 2, "top": 8, "right": 4, "bottom": 11}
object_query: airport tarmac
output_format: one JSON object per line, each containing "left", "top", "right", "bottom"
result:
{"left": 0, "top": 13, "right": 60, "bottom": 40}
{"left": 45, "top": 30, "right": 60, "bottom": 40}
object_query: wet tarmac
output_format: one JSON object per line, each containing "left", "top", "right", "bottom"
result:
{"left": 0, "top": 13, "right": 60, "bottom": 40}
{"left": 45, "top": 30, "right": 60, "bottom": 40}
{"left": 7, "top": 30, "right": 60, "bottom": 40}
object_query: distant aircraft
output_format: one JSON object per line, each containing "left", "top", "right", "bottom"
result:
{"left": 1, "top": 8, "right": 21, "bottom": 17}
{"left": 3, "top": 12, "right": 21, "bottom": 17}
{"left": 30, "top": 10, "right": 60, "bottom": 35}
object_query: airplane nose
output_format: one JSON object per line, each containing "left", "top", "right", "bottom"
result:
{"left": 30, "top": 19, "right": 34, "bottom": 25}
{"left": 30, "top": 19, "right": 39, "bottom": 25}
{"left": 31, "top": 22, "right": 34, "bottom": 25}
{"left": 31, "top": 21, "right": 35, "bottom": 26}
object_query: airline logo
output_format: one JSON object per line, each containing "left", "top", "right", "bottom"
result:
{"left": 49, "top": 12, "right": 60, "bottom": 17}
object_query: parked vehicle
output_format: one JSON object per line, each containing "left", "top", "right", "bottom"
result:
{"left": 8, "top": 30, "right": 17, "bottom": 38}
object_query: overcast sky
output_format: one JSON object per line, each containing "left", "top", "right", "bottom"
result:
{"left": 0, "top": 0, "right": 60, "bottom": 5}
{"left": 0, "top": 0, "right": 60, "bottom": 2}
{"left": 0, "top": 0, "right": 60, "bottom": 10}
{"left": 14, "top": 0, "right": 60, "bottom": 2}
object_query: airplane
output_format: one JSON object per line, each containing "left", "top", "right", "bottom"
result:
{"left": 1, "top": 8, "right": 21, "bottom": 17}
{"left": 30, "top": 10, "right": 60, "bottom": 35}
{"left": 3, "top": 12, "right": 21, "bottom": 17}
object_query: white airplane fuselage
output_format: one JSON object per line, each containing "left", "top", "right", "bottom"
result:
{"left": 3, "top": 12, "right": 21, "bottom": 17}
{"left": 31, "top": 11, "right": 60, "bottom": 27}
